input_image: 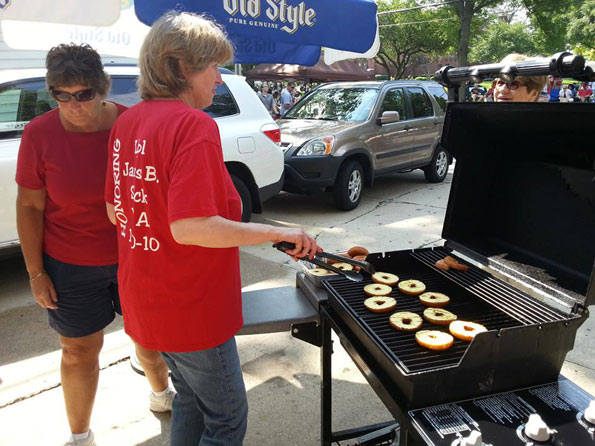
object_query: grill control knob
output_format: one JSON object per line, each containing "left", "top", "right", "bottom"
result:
{"left": 585, "top": 400, "right": 595, "bottom": 424}
{"left": 460, "top": 430, "right": 483, "bottom": 446}
{"left": 525, "top": 414, "right": 551, "bottom": 442}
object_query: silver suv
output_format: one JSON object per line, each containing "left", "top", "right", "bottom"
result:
{"left": 278, "top": 80, "right": 449, "bottom": 210}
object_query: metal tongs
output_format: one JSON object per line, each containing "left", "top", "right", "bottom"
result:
{"left": 273, "top": 242, "right": 376, "bottom": 282}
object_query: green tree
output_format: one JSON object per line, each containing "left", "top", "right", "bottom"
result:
{"left": 566, "top": 0, "right": 595, "bottom": 49}
{"left": 469, "top": 21, "right": 540, "bottom": 63}
{"left": 375, "top": 0, "right": 455, "bottom": 79}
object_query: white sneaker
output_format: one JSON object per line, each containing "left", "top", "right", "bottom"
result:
{"left": 63, "top": 430, "right": 96, "bottom": 446}
{"left": 150, "top": 388, "right": 175, "bottom": 412}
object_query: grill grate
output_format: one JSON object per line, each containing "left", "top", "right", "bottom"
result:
{"left": 325, "top": 247, "right": 568, "bottom": 374}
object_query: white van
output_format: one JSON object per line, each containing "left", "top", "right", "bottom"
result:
{"left": 0, "top": 66, "right": 284, "bottom": 251}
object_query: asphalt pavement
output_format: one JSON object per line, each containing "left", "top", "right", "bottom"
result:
{"left": 0, "top": 167, "right": 593, "bottom": 446}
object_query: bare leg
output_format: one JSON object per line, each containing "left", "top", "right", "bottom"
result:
{"left": 134, "top": 341, "right": 169, "bottom": 392}
{"left": 59, "top": 330, "right": 103, "bottom": 434}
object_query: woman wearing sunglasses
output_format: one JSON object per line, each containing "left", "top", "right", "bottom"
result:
{"left": 494, "top": 54, "right": 548, "bottom": 103}
{"left": 15, "top": 43, "right": 173, "bottom": 446}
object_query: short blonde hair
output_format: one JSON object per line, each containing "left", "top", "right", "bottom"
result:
{"left": 138, "top": 11, "right": 234, "bottom": 99}
{"left": 500, "top": 53, "right": 548, "bottom": 95}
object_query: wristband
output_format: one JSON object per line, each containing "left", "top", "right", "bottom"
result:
{"left": 29, "top": 271, "right": 46, "bottom": 282}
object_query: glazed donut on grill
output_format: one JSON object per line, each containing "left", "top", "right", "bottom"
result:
{"left": 419, "top": 292, "right": 450, "bottom": 307}
{"left": 332, "top": 262, "right": 354, "bottom": 271}
{"left": 309, "top": 268, "right": 335, "bottom": 276}
{"left": 449, "top": 320, "right": 487, "bottom": 341}
{"left": 398, "top": 279, "right": 426, "bottom": 295}
{"left": 364, "top": 283, "right": 392, "bottom": 296}
{"left": 389, "top": 312, "right": 423, "bottom": 332}
{"left": 423, "top": 308, "right": 457, "bottom": 326}
{"left": 415, "top": 330, "right": 454, "bottom": 350}
{"left": 348, "top": 246, "right": 369, "bottom": 257}
{"left": 443, "top": 256, "right": 469, "bottom": 271}
{"left": 372, "top": 272, "right": 399, "bottom": 286}
{"left": 364, "top": 296, "right": 397, "bottom": 313}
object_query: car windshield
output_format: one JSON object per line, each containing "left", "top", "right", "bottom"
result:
{"left": 285, "top": 87, "right": 378, "bottom": 122}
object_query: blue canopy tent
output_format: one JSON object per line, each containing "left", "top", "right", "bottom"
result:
{"left": 134, "top": 0, "right": 378, "bottom": 65}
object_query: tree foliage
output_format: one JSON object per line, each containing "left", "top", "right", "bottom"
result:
{"left": 374, "top": 0, "right": 455, "bottom": 79}
{"left": 469, "top": 21, "right": 540, "bottom": 63}
{"left": 566, "top": 0, "right": 595, "bottom": 49}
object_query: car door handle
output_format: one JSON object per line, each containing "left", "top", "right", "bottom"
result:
{"left": 404, "top": 125, "right": 412, "bottom": 131}
{"left": 433, "top": 120, "right": 440, "bottom": 125}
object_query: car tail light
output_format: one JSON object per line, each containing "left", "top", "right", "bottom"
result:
{"left": 261, "top": 123, "right": 281, "bottom": 144}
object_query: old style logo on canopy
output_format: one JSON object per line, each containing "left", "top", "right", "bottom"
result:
{"left": 134, "top": 0, "right": 377, "bottom": 65}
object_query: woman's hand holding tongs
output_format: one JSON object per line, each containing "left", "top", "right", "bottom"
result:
{"left": 273, "top": 229, "right": 322, "bottom": 261}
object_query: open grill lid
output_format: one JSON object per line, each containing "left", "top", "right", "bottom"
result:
{"left": 441, "top": 102, "right": 595, "bottom": 310}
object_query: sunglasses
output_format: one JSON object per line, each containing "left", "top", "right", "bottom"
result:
{"left": 50, "top": 87, "right": 97, "bottom": 102}
{"left": 495, "top": 79, "right": 526, "bottom": 91}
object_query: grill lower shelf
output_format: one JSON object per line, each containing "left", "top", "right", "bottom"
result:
{"left": 323, "top": 247, "right": 584, "bottom": 408}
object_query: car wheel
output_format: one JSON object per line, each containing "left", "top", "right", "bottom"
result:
{"left": 333, "top": 160, "right": 364, "bottom": 211}
{"left": 424, "top": 146, "right": 449, "bottom": 183}
{"left": 231, "top": 175, "right": 252, "bottom": 222}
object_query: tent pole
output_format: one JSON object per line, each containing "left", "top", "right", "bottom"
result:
{"left": 234, "top": 63, "right": 242, "bottom": 76}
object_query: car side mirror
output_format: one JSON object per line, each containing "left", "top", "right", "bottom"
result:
{"left": 377, "top": 111, "right": 400, "bottom": 125}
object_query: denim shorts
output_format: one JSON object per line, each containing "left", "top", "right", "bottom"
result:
{"left": 43, "top": 253, "right": 121, "bottom": 338}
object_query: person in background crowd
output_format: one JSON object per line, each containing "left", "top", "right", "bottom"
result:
{"left": 548, "top": 76, "right": 563, "bottom": 102}
{"left": 280, "top": 82, "right": 295, "bottom": 116}
{"left": 105, "top": 12, "right": 321, "bottom": 446}
{"left": 15, "top": 43, "right": 173, "bottom": 446}
{"left": 257, "top": 83, "right": 274, "bottom": 116}
{"left": 271, "top": 90, "right": 281, "bottom": 118}
{"left": 559, "top": 84, "right": 573, "bottom": 103}
{"left": 578, "top": 82, "right": 593, "bottom": 102}
{"left": 494, "top": 54, "right": 548, "bottom": 103}
{"left": 484, "top": 80, "right": 496, "bottom": 102}
{"left": 470, "top": 84, "right": 484, "bottom": 102}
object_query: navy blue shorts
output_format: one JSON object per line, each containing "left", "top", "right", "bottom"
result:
{"left": 44, "top": 253, "right": 121, "bottom": 338}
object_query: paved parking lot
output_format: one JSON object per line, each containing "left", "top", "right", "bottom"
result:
{"left": 1, "top": 167, "right": 593, "bottom": 446}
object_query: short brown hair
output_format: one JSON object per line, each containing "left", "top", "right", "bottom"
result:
{"left": 45, "top": 43, "right": 111, "bottom": 95}
{"left": 500, "top": 53, "right": 547, "bottom": 95}
{"left": 138, "top": 11, "right": 234, "bottom": 99}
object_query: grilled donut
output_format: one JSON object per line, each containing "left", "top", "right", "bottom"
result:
{"left": 309, "top": 268, "right": 336, "bottom": 276}
{"left": 348, "top": 246, "right": 369, "bottom": 257}
{"left": 449, "top": 321, "right": 487, "bottom": 341}
{"left": 398, "top": 279, "right": 426, "bottom": 296}
{"left": 332, "top": 262, "right": 354, "bottom": 271}
{"left": 423, "top": 308, "right": 457, "bottom": 326}
{"left": 389, "top": 312, "right": 423, "bottom": 332}
{"left": 364, "top": 297, "right": 397, "bottom": 313}
{"left": 372, "top": 272, "right": 399, "bottom": 286}
{"left": 419, "top": 292, "right": 450, "bottom": 308}
{"left": 416, "top": 330, "right": 454, "bottom": 350}
{"left": 364, "top": 283, "right": 392, "bottom": 297}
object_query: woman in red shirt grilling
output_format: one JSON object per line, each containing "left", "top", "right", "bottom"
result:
{"left": 105, "top": 12, "right": 320, "bottom": 446}
{"left": 16, "top": 44, "right": 173, "bottom": 446}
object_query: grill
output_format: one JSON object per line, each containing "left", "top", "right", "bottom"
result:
{"left": 326, "top": 247, "right": 566, "bottom": 374}
{"left": 315, "top": 101, "right": 595, "bottom": 410}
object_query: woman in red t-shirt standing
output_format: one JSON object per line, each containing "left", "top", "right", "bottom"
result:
{"left": 15, "top": 44, "right": 173, "bottom": 446}
{"left": 105, "top": 12, "right": 320, "bottom": 446}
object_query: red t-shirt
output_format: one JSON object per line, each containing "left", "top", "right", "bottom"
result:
{"left": 15, "top": 104, "right": 127, "bottom": 265}
{"left": 105, "top": 100, "right": 243, "bottom": 352}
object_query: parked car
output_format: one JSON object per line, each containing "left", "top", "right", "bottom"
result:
{"left": 0, "top": 65, "right": 283, "bottom": 251}
{"left": 278, "top": 80, "right": 450, "bottom": 210}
